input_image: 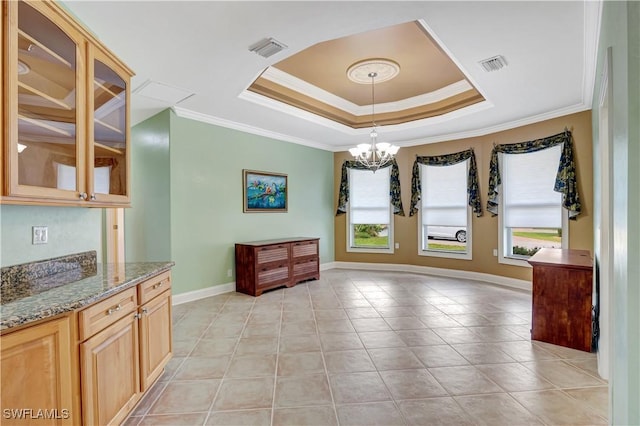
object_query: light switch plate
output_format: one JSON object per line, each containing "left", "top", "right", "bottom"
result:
{"left": 32, "top": 226, "right": 48, "bottom": 244}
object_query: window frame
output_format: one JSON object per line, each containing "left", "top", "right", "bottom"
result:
{"left": 497, "top": 151, "right": 569, "bottom": 267}
{"left": 417, "top": 160, "right": 472, "bottom": 260}
{"left": 346, "top": 167, "right": 394, "bottom": 254}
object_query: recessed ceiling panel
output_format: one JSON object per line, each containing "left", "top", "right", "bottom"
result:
{"left": 246, "top": 20, "right": 485, "bottom": 129}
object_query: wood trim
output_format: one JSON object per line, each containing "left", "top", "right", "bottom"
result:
{"left": 87, "top": 44, "right": 131, "bottom": 205}
{"left": 4, "top": 0, "right": 87, "bottom": 201}
{"left": 78, "top": 287, "right": 137, "bottom": 341}
{"left": 105, "top": 207, "right": 125, "bottom": 264}
{"left": 2, "top": 0, "right": 131, "bottom": 207}
{"left": 31, "top": 0, "right": 133, "bottom": 77}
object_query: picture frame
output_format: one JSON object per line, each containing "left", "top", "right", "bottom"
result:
{"left": 243, "top": 169, "right": 288, "bottom": 213}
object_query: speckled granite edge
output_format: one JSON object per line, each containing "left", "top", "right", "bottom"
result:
{"left": 1, "top": 262, "right": 174, "bottom": 331}
{"left": 1, "top": 251, "right": 98, "bottom": 304}
{"left": 1, "top": 251, "right": 97, "bottom": 286}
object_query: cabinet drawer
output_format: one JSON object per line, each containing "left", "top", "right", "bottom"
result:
{"left": 79, "top": 287, "right": 137, "bottom": 341}
{"left": 139, "top": 271, "right": 171, "bottom": 304}
{"left": 293, "top": 258, "right": 318, "bottom": 276}
{"left": 257, "top": 244, "right": 289, "bottom": 264}
{"left": 257, "top": 264, "right": 290, "bottom": 287}
{"left": 292, "top": 240, "right": 318, "bottom": 258}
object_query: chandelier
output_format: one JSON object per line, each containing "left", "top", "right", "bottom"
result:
{"left": 348, "top": 65, "right": 400, "bottom": 172}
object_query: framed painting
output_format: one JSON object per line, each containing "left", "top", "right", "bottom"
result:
{"left": 243, "top": 169, "right": 288, "bottom": 212}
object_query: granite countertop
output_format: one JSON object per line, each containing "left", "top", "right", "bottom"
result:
{"left": 1, "top": 261, "right": 174, "bottom": 331}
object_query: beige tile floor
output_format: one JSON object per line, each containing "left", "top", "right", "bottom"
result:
{"left": 124, "top": 270, "right": 608, "bottom": 426}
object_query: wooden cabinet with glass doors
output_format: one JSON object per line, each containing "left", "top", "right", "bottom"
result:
{"left": 1, "top": 0, "right": 133, "bottom": 206}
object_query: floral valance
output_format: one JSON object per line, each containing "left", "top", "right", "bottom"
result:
{"left": 336, "top": 159, "right": 405, "bottom": 217}
{"left": 487, "top": 129, "right": 581, "bottom": 219}
{"left": 409, "top": 148, "right": 482, "bottom": 217}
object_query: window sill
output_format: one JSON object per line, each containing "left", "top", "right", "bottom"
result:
{"left": 419, "top": 250, "right": 471, "bottom": 260}
{"left": 347, "top": 246, "right": 394, "bottom": 255}
{"left": 498, "top": 255, "right": 533, "bottom": 268}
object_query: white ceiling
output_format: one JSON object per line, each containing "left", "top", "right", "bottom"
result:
{"left": 62, "top": 1, "right": 602, "bottom": 152}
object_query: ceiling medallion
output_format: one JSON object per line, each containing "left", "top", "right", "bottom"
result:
{"left": 347, "top": 58, "right": 400, "bottom": 84}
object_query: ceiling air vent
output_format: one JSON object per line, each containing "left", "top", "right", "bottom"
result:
{"left": 479, "top": 55, "right": 507, "bottom": 72}
{"left": 249, "top": 37, "right": 287, "bottom": 58}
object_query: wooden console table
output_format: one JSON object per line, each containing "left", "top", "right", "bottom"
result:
{"left": 528, "top": 248, "right": 593, "bottom": 352}
{"left": 235, "top": 237, "right": 320, "bottom": 296}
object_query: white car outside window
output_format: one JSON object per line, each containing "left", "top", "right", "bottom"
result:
{"left": 427, "top": 226, "right": 467, "bottom": 243}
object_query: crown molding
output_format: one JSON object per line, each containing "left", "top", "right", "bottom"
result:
{"left": 366, "top": 102, "right": 591, "bottom": 151}
{"left": 171, "top": 106, "right": 334, "bottom": 151}
{"left": 261, "top": 66, "right": 473, "bottom": 115}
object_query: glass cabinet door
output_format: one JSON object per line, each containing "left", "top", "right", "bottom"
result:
{"left": 89, "top": 49, "right": 129, "bottom": 203}
{"left": 8, "top": 1, "right": 85, "bottom": 200}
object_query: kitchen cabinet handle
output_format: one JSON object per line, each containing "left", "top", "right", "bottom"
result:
{"left": 107, "top": 304, "right": 122, "bottom": 315}
{"left": 142, "top": 308, "right": 148, "bottom": 315}
{"left": 134, "top": 313, "right": 142, "bottom": 320}
{"left": 79, "top": 192, "right": 88, "bottom": 200}
{"left": 152, "top": 281, "right": 164, "bottom": 289}
{"left": 90, "top": 193, "right": 96, "bottom": 200}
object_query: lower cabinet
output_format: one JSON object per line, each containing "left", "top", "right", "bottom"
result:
{"left": 78, "top": 271, "right": 173, "bottom": 425}
{"left": 0, "top": 270, "right": 172, "bottom": 425}
{"left": 80, "top": 314, "right": 140, "bottom": 426}
{"left": 139, "top": 289, "right": 172, "bottom": 391}
{"left": 0, "top": 315, "right": 78, "bottom": 425}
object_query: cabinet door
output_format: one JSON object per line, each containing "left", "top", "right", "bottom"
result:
{"left": 87, "top": 45, "right": 130, "bottom": 205}
{"left": 81, "top": 313, "right": 140, "bottom": 426}
{"left": 139, "top": 290, "right": 173, "bottom": 391}
{"left": 4, "top": 1, "right": 86, "bottom": 202}
{"left": 0, "top": 316, "right": 75, "bottom": 426}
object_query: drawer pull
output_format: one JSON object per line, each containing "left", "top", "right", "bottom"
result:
{"left": 142, "top": 308, "right": 148, "bottom": 315}
{"left": 152, "top": 281, "right": 165, "bottom": 290}
{"left": 107, "top": 304, "right": 122, "bottom": 315}
{"left": 134, "top": 313, "right": 142, "bottom": 320}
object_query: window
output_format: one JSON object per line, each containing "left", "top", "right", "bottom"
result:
{"left": 418, "top": 160, "right": 471, "bottom": 259}
{"left": 499, "top": 144, "right": 568, "bottom": 265}
{"left": 347, "top": 167, "right": 393, "bottom": 253}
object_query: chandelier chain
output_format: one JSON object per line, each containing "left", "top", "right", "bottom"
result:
{"left": 348, "top": 65, "right": 399, "bottom": 172}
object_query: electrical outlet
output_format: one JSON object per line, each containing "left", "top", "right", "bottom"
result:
{"left": 227, "top": 269, "right": 232, "bottom": 277}
{"left": 492, "top": 248, "right": 498, "bottom": 257}
{"left": 32, "top": 226, "right": 48, "bottom": 244}
{"left": 395, "top": 243, "right": 400, "bottom": 249}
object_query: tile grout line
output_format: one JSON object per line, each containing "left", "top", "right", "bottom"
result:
{"left": 134, "top": 294, "right": 233, "bottom": 422}
{"left": 201, "top": 294, "right": 257, "bottom": 426}
{"left": 269, "top": 289, "right": 285, "bottom": 426}
{"left": 313, "top": 279, "right": 343, "bottom": 426}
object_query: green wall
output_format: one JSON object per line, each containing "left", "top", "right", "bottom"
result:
{"left": 126, "top": 110, "right": 335, "bottom": 295}
{"left": 0, "top": 205, "right": 102, "bottom": 267}
{"left": 168, "top": 112, "right": 335, "bottom": 294}
{"left": 591, "top": 1, "right": 640, "bottom": 423}
{"left": 125, "top": 109, "right": 171, "bottom": 262}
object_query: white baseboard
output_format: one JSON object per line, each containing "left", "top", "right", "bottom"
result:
{"left": 172, "top": 281, "right": 236, "bottom": 305}
{"left": 320, "top": 262, "right": 337, "bottom": 271}
{"left": 331, "top": 261, "right": 531, "bottom": 291}
{"left": 171, "top": 261, "right": 530, "bottom": 306}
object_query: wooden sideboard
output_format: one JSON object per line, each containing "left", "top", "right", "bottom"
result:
{"left": 528, "top": 248, "right": 593, "bottom": 352}
{"left": 235, "top": 237, "right": 320, "bottom": 296}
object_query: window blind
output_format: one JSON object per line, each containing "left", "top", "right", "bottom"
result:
{"left": 503, "top": 144, "right": 562, "bottom": 228}
{"left": 421, "top": 161, "right": 468, "bottom": 227}
{"left": 349, "top": 167, "right": 390, "bottom": 224}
